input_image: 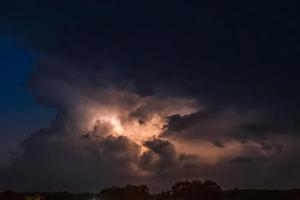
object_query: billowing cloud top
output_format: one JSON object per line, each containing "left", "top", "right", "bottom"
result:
{"left": 1, "top": 1, "right": 300, "bottom": 192}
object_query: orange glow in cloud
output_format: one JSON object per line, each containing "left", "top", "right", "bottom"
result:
{"left": 91, "top": 112, "right": 166, "bottom": 144}
{"left": 82, "top": 89, "right": 199, "bottom": 149}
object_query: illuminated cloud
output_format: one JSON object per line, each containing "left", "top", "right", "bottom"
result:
{"left": 1, "top": 0, "right": 300, "bottom": 192}
{"left": 1, "top": 60, "right": 299, "bottom": 192}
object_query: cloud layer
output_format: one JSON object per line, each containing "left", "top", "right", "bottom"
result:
{"left": 1, "top": 1, "right": 300, "bottom": 192}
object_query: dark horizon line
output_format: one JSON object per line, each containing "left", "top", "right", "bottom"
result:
{"left": 2, "top": 188, "right": 300, "bottom": 194}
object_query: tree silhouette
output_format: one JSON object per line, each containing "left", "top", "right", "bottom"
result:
{"left": 0, "top": 190, "right": 23, "bottom": 200}
{"left": 2, "top": 181, "right": 300, "bottom": 200}
{"left": 99, "top": 184, "right": 149, "bottom": 200}
{"left": 170, "top": 180, "right": 222, "bottom": 200}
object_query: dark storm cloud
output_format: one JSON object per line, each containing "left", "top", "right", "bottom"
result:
{"left": 163, "top": 107, "right": 259, "bottom": 141}
{"left": 164, "top": 105, "right": 300, "bottom": 143}
{"left": 141, "top": 139, "right": 204, "bottom": 178}
{"left": 0, "top": 56, "right": 203, "bottom": 191}
{"left": 212, "top": 140, "right": 225, "bottom": 148}
{"left": 1, "top": 0, "right": 300, "bottom": 192}
{"left": 1, "top": 0, "right": 299, "bottom": 104}
{"left": 230, "top": 157, "right": 253, "bottom": 164}
{"left": 0, "top": 130, "right": 143, "bottom": 191}
{"left": 0, "top": 123, "right": 206, "bottom": 192}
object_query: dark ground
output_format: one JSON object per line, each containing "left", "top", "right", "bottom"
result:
{"left": 1, "top": 180, "right": 300, "bottom": 200}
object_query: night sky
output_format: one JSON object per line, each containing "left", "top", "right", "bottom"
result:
{"left": 0, "top": 1, "right": 300, "bottom": 192}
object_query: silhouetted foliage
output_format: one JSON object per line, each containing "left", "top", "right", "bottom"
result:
{"left": 170, "top": 180, "right": 222, "bottom": 200}
{"left": 1, "top": 181, "right": 300, "bottom": 200}
{"left": 99, "top": 184, "right": 149, "bottom": 200}
{"left": 0, "top": 190, "right": 23, "bottom": 200}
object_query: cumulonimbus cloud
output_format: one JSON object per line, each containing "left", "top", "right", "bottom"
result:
{"left": 1, "top": 0, "right": 300, "bottom": 191}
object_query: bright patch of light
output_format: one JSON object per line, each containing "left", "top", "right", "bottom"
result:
{"left": 90, "top": 113, "right": 166, "bottom": 146}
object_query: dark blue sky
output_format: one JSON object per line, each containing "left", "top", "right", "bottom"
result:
{"left": 0, "top": 37, "right": 54, "bottom": 165}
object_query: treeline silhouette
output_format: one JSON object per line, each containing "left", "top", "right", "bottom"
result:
{"left": 1, "top": 180, "right": 300, "bottom": 200}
